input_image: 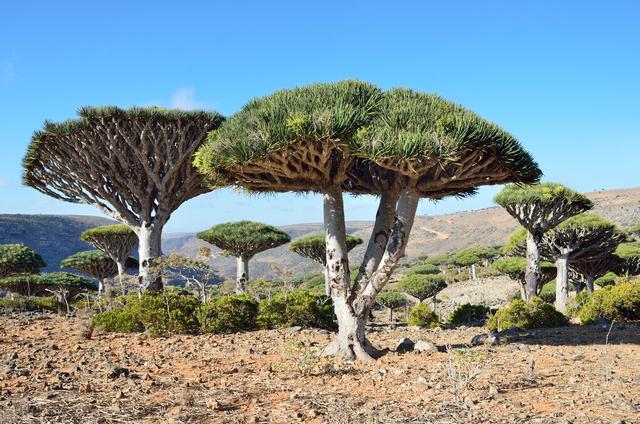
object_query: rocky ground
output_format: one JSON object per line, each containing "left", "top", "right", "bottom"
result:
{"left": 0, "top": 313, "right": 639, "bottom": 423}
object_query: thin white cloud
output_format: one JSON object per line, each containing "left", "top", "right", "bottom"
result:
{"left": 169, "top": 87, "right": 204, "bottom": 110}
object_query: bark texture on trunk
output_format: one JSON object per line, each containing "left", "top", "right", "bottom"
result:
{"left": 555, "top": 252, "right": 570, "bottom": 312}
{"left": 524, "top": 229, "right": 542, "bottom": 301}
{"left": 470, "top": 264, "right": 477, "bottom": 280}
{"left": 137, "top": 224, "right": 163, "bottom": 292}
{"left": 323, "top": 265, "right": 330, "bottom": 297}
{"left": 236, "top": 255, "right": 250, "bottom": 294}
{"left": 585, "top": 275, "right": 595, "bottom": 294}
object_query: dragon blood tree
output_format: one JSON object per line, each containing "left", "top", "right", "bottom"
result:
{"left": 197, "top": 221, "right": 290, "bottom": 293}
{"left": 195, "top": 81, "right": 541, "bottom": 361}
{"left": 0, "top": 243, "right": 46, "bottom": 278}
{"left": 81, "top": 224, "right": 138, "bottom": 292}
{"left": 615, "top": 242, "right": 640, "bottom": 276}
{"left": 492, "top": 256, "right": 556, "bottom": 299}
{"left": 290, "top": 234, "right": 363, "bottom": 295}
{"left": 60, "top": 250, "right": 131, "bottom": 296}
{"left": 494, "top": 183, "right": 593, "bottom": 301}
{"left": 542, "top": 213, "right": 625, "bottom": 311}
{"left": 22, "top": 107, "right": 224, "bottom": 292}
{"left": 569, "top": 253, "right": 622, "bottom": 293}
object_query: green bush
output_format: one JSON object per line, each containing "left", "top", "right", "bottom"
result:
{"left": 487, "top": 297, "right": 567, "bottom": 331}
{"left": 93, "top": 291, "right": 200, "bottom": 336}
{"left": 196, "top": 293, "right": 259, "bottom": 333}
{"left": 577, "top": 281, "right": 640, "bottom": 324}
{"left": 407, "top": 303, "right": 440, "bottom": 328}
{"left": 565, "top": 291, "right": 591, "bottom": 317}
{"left": 257, "top": 290, "right": 335, "bottom": 330}
{"left": 448, "top": 303, "right": 491, "bottom": 325}
{"left": 398, "top": 274, "right": 447, "bottom": 301}
{"left": 406, "top": 264, "right": 440, "bottom": 276}
{"left": 0, "top": 295, "right": 62, "bottom": 312}
{"left": 595, "top": 272, "right": 618, "bottom": 288}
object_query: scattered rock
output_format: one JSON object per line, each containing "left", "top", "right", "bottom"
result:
{"left": 414, "top": 340, "right": 438, "bottom": 353}
{"left": 489, "top": 386, "right": 498, "bottom": 396}
{"left": 470, "top": 333, "right": 498, "bottom": 346}
{"left": 395, "top": 337, "right": 415, "bottom": 353}
{"left": 282, "top": 326, "right": 302, "bottom": 334}
{"left": 108, "top": 367, "right": 130, "bottom": 379}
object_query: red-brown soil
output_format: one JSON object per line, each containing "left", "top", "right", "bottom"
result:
{"left": 1, "top": 313, "right": 639, "bottom": 423}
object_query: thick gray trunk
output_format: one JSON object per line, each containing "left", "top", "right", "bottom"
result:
{"left": 554, "top": 253, "right": 570, "bottom": 312}
{"left": 137, "top": 224, "right": 163, "bottom": 292}
{"left": 323, "top": 265, "right": 330, "bottom": 297}
{"left": 585, "top": 275, "right": 595, "bottom": 294}
{"left": 353, "top": 190, "right": 400, "bottom": 294}
{"left": 236, "top": 255, "right": 249, "bottom": 294}
{"left": 524, "top": 229, "right": 542, "bottom": 301}
{"left": 323, "top": 185, "right": 351, "bottom": 298}
{"left": 322, "top": 295, "right": 375, "bottom": 362}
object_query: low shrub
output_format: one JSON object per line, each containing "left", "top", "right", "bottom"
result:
{"left": 257, "top": 290, "right": 335, "bottom": 330}
{"left": 196, "top": 293, "right": 259, "bottom": 333}
{"left": 487, "top": 297, "right": 567, "bottom": 331}
{"left": 407, "top": 303, "right": 440, "bottom": 328}
{"left": 448, "top": 303, "right": 491, "bottom": 325}
{"left": 93, "top": 291, "right": 200, "bottom": 336}
{"left": 406, "top": 264, "right": 440, "bottom": 276}
{"left": 595, "top": 272, "right": 618, "bottom": 288}
{"left": 565, "top": 291, "right": 591, "bottom": 317}
{"left": 577, "top": 281, "right": 640, "bottom": 324}
{"left": 0, "top": 295, "right": 62, "bottom": 312}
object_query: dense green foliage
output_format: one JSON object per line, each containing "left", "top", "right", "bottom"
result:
{"left": 197, "top": 221, "right": 290, "bottom": 257}
{"left": 196, "top": 294, "right": 259, "bottom": 333}
{"left": 0, "top": 295, "right": 62, "bottom": 312}
{"left": 0, "top": 243, "right": 46, "bottom": 278}
{"left": 0, "top": 272, "right": 96, "bottom": 296}
{"left": 256, "top": 291, "right": 335, "bottom": 330}
{"left": 449, "top": 247, "right": 498, "bottom": 267}
{"left": 425, "top": 254, "right": 450, "bottom": 266}
{"left": 492, "top": 257, "right": 556, "bottom": 282}
{"left": 375, "top": 290, "right": 406, "bottom": 309}
{"left": 398, "top": 274, "right": 447, "bottom": 301}
{"left": 501, "top": 228, "right": 527, "bottom": 255}
{"left": 595, "top": 272, "right": 618, "bottom": 287}
{"left": 60, "top": 250, "right": 118, "bottom": 279}
{"left": 538, "top": 281, "right": 556, "bottom": 303}
{"left": 407, "top": 303, "right": 440, "bottom": 328}
{"left": 93, "top": 292, "right": 201, "bottom": 336}
{"left": 494, "top": 183, "right": 592, "bottom": 208}
{"left": 487, "top": 297, "right": 567, "bottom": 331}
{"left": 81, "top": 224, "right": 136, "bottom": 238}
{"left": 555, "top": 213, "right": 619, "bottom": 231}
{"left": 577, "top": 281, "right": 640, "bottom": 324}
{"left": 289, "top": 234, "right": 362, "bottom": 264}
{"left": 406, "top": 263, "right": 440, "bottom": 276}
{"left": 448, "top": 303, "right": 491, "bottom": 325}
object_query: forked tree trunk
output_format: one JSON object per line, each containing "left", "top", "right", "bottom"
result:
{"left": 524, "top": 229, "right": 542, "bottom": 301}
{"left": 555, "top": 252, "right": 570, "bottom": 312}
{"left": 585, "top": 275, "right": 595, "bottom": 294}
{"left": 138, "top": 224, "right": 163, "bottom": 293}
{"left": 323, "top": 186, "right": 419, "bottom": 362}
{"left": 236, "top": 255, "right": 249, "bottom": 294}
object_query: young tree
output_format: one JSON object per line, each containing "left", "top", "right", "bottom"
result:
{"left": 195, "top": 81, "right": 540, "bottom": 361}
{"left": 23, "top": 107, "right": 224, "bottom": 292}
{"left": 615, "top": 242, "right": 640, "bottom": 276}
{"left": 542, "top": 213, "right": 625, "bottom": 311}
{"left": 375, "top": 290, "right": 406, "bottom": 322}
{"left": 406, "top": 263, "right": 441, "bottom": 276}
{"left": 290, "top": 234, "right": 363, "bottom": 295}
{"left": 398, "top": 273, "right": 447, "bottom": 313}
{"left": 0, "top": 244, "right": 46, "bottom": 278}
{"left": 425, "top": 253, "right": 451, "bottom": 271}
{"left": 80, "top": 224, "right": 137, "bottom": 292}
{"left": 152, "top": 254, "right": 220, "bottom": 303}
{"left": 492, "top": 256, "right": 556, "bottom": 299}
{"left": 449, "top": 247, "right": 497, "bottom": 280}
{"left": 197, "top": 221, "right": 290, "bottom": 293}
{"left": 60, "top": 250, "right": 121, "bottom": 296}
{"left": 494, "top": 183, "right": 593, "bottom": 301}
{"left": 569, "top": 254, "right": 621, "bottom": 293}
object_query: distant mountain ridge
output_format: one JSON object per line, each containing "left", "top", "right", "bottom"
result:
{"left": 1, "top": 187, "right": 639, "bottom": 280}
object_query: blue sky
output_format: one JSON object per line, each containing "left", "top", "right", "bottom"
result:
{"left": 1, "top": 1, "right": 638, "bottom": 232}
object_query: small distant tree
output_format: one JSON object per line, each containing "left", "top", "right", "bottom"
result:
{"left": 60, "top": 250, "right": 121, "bottom": 297}
{"left": 425, "top": 254, "right": 451, "bottom": 271}
{"left": 492, "top": 257, "right": 556, "bottom": 299}
{"left": 152, "top": 254, "right": 220, "bottom": 303}
{"left": 0, "top": 244, "right": 46, "bottom": 278}
{"left": 569, "top": 254, "right": 621, "bottom": 293}
{"left": 406, "top": 263, "right": 441, "bottom": 276}
{"left": 375, "top": 290, "right": 406, "bottom": 322}
{"left": 290, "top": 234, "right": 363, "bottom": 295}
{"left": 80, "top": 224, "right": 138, "bottom": 293}
{"left": 23, "top": 107, "right": 224, "bottom": 292}
{"left": 398, "top": 273, "right": 447, "bottom": 313}
{"left": 542, "top": 213, "right": 625, "bottom": 311}
{"left": 0, "top": 271, "right": 96, "bottom": 298}
{"left": 449, "top": 247, "right": 497, "bottom": 280}
{"left": 494, "top": 183, "right": 593, "bottom": 301}
{"left": 615, "top": 242, "right": 640, "bottom": 276}
{"left": 197, "top": 221, "right": 290, "bottom": 294}
{"left": 626, "top": 224, "right": 640, "bottom": 242}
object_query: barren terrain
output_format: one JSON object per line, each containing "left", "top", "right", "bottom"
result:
{"left": 1, "top": 313, "right": 638, "bottom": 423}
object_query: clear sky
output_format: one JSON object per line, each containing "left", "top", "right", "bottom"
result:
{"left": 1, "top": 1, "right": 638, "bottom": 232}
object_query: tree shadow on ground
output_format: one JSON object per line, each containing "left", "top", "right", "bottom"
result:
{"left": 496, "top": 322, "right": 640, "bottom": 347}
